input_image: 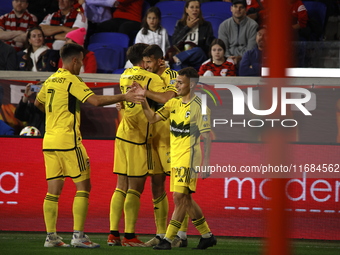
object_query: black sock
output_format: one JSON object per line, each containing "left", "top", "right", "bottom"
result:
{"left": 110, "top": 231, "right": 120, "bottom": 237}
{"left": 124, "top": 233, "right": 136, "bottom": 239}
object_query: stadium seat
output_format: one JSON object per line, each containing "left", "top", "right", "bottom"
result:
{"left": 0, "top": 0, "right": 12, "bottom": 17}
{"left": 156, "top": 1, "right": 186, "bottom": 37}
{"left": 161, "top": 16, "right": 180, "bottom": 37}
{"left": 303, "top": 1, "right": 327, "bottom": 29}
{"left": 302, "top": 1, "right": 327, "bottom": 40}
{"left": 89, "top": 32, "right": 130, "bottom": 49}
{"left": 201, "top": 2, "right": 233, "bottom": 38}
{"left": 142, "top": 1, "right": 151, "bottom": 17}
{"left": 87, "top": 43, "right": 125, "bottom": 73}
{"left": 88, "top": 32, "right": 130, "bottom": 72}
{"left": 155, "top": 1, "right": 185, "bottom": 19}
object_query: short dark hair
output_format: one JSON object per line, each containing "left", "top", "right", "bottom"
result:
{"left": 178, "top": 67, "right": 199, "bottom": 85}
{"left": 232, "top": 0, "right": 247, "bottom": 8}
{"left": 127, "top": 43, "right": 149, "bottom": 65}
{"left": 60, "top": 43, "right": 85, "bottom": 62}
{"left": 142, "top": 44, "right": 164, "bottom": 59}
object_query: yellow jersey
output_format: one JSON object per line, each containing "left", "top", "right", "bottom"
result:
{"left": 156, "top": 95, "right": 211, "bottom": 168}
{"left": 36, "top": 68, "right": 94, "bottom": 150}
{"left": 151, "top": 67, "right": 177, "bottom": 147}
{"left": 116, "top": 66, "right": 166, "bottom": 144}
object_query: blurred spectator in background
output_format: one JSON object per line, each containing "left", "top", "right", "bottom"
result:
{"left": 27, "top": 0, "right": 59, "bottom": 24}
{"left": 96, "top": 0, "right": 143, "bottom": 44}
{"left": 125, "top": 6, "right": 170, "bottom": 69}
{"left": 0, "top": 40, "right": 18, "bottom": 70}
{"left": 84, "top": 0, "right": 115, "bottom": 24}
{"left": 79, "top": 0, "right": 116, "bottom": 46}
{"left": 0, "top": 85, "right": 14, "bottom": 135}
{"left": 218, "top": 0, "right": 258, "bottom": 66}
{"left": 246, "top": 0, "right": 266, "bottom": 26}
{"left": 290, "top": 0, "right": 310, "bottom": 40}
{"left": 14, "top": 83, "right": 45, "bottom": 135}
{"left": 136, "top": 6, "right": 170, "bottom": 58}
{"left": 0, "top": 120, "right": 14, "bottom": 135}
{"left": 169, "top": 0, "right": 214, "bottom": 70}
{"left": 57, "top": 27, "right": 97, "bottom": 73}
{"left": 17, "top": 27, "right": 59, "bottom": 72}
{"left": 198, "top": 38, "right": 236, "bottom": 76}
{"left": 0, "top": 0, "right": 38, "bottom": 52}
{"left": 40, "top": 0, "right": 87, "bottom": 50}
{"left": 239, "top": 26, "right": 266, "bottom": 76}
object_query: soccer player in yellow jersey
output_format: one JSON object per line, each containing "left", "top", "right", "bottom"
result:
{"left": 107, "top": 43, "right": 176, "bottom": 247}
{"left": 140, "top": 67, "right": 217, "bottom": 250}
{"left": 34, "top": 43, "right": 143, "bottom": 248}
{"left": 142, "top": 44, "right": 189, "bottom": 248}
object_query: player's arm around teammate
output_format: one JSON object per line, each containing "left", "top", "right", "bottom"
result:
{"left": 33, "top": 43, "right": 143, "bottom": 249}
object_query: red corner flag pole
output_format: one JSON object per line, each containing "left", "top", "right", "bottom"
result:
{"left": 265, "top": 1, "right": 292, "bottom": 255}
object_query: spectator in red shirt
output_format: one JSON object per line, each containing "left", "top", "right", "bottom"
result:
{"left": 0, "top": 0, "right": 38, "bottom": 52}
{"left": 198, "top": 38, "right": 236, "bottom": 76}
{"left": 246, "top": 0, "right": 266, "bottom": 26}
{"left": 57, "top": 27, "right": 97, "bottom": 73}
{"left": 290, "top": 0, "right": 311, "bottom": 40}
{"left": 40, "top": 0, "right": 87, "bottom": 50}
{"left": 96, "top": 0, "right": 144, "bottom": 44}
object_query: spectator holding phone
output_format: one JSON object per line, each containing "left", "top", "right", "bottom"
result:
{"left": 15, "top": 83, "right": 45, "bottom": 135}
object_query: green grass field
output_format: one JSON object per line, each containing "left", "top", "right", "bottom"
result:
{"left": 0, "top": 232, "right": 339, "bottom": 255}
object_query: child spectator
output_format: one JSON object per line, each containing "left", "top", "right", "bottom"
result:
{"left": 135, "top": 6, "right": 170, "bottom": 57}
{"left": 57, "top": 27, "right": 97, "bottom": 73}
{"left": 198, "top": 38, "right": 236, "bottom": 76}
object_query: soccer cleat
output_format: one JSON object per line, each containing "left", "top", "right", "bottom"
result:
{"left": 153, "top": 238, "right": 171, "bottom": 250}
{"left": 71, "top": 234, "right": 100, "bottom": 248}
{"left": 121, "top": 236, "right": 145, "bottom": 247}
{"left": 44, "top": 234, "right": 70, "bottom": 247}
{"left": 171, "top": 235, "right": 188, "bottom": 248}
{"left": 144, "top": 236, "right": 162, "bottom": 247}
{"left": 193, "top": 234, "right": 217, "bottom": 250}
{"left": 107, "top": 234, "right": 121, "bottom": 246}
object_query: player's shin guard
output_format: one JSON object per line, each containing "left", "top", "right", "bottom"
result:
{"left": 165, "top": 220, "right": 182, "bottom": 241}
{"left": 73, "top": 191, "right": 89, "bottom": 231}
{"left": 44, "top": 193, "right": 59, "bottom": 233}
{"left": 110, "top": 188, "right": 126, "bottom": 231}
{"left": 192, "top": 216, "right": 211, "bottom": 236}
{"left": 153, "top": 192, "right": 169, "bottom": 235}
{"left": 124, "top": 189, "right": 141, "bottom": 233}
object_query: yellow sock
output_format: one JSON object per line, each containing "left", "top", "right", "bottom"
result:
{"left": 124, "top": 189, "right": 141, "bottom": 234}
{"left": 110, "top": 188, "right": 126, "bottom": 231}
{"left": 153, "top": 192, "right": 168, "bottom": 234}
{"left": 43, "top": 193, "right": 59, "bottom": 233}
{"left": 192, "top": 216, "right": 211, "bottom": 235}
{"left": 178, "top": 213, "right": 189, "bottom": 232}
{"left": 165, "top": 220, "right": 181, "bottom": 241}
{"left": 73, "top": 191, "right": 89, "bottom": 231}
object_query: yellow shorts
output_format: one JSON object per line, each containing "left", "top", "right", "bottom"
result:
{"left": 150, "top": 145, "right": 171, "bottom": 175}
{"left": 113, "top": 139, "right": 153, "bottom": 177}
{"left": 170, "top": 166, "right": 198, "bottom": 194}
{"left": 43, "top": 144, "right": 90, "bottom": 183}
